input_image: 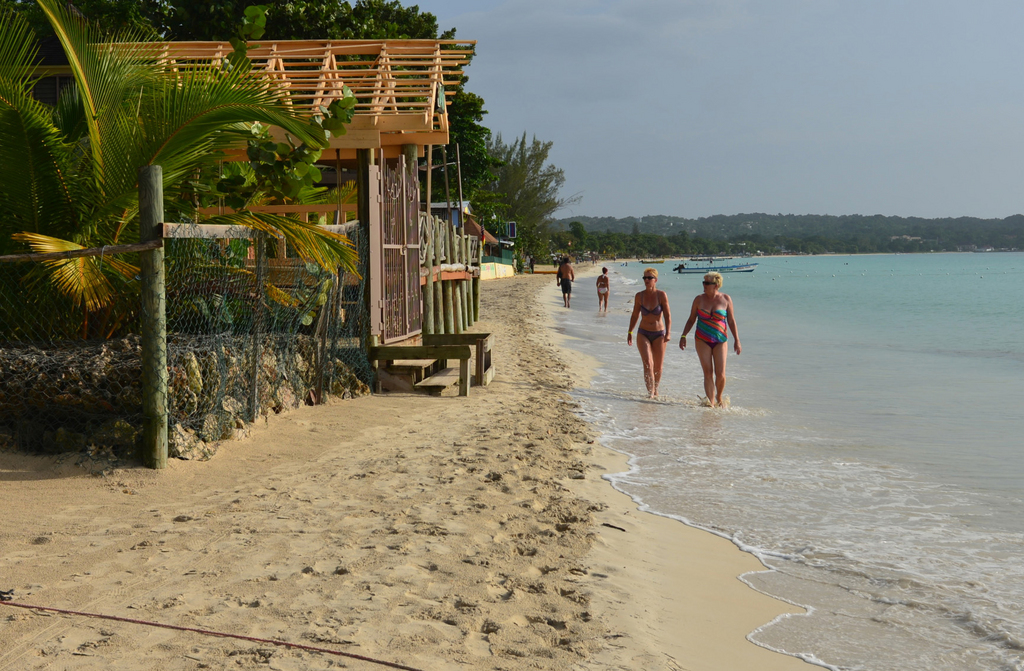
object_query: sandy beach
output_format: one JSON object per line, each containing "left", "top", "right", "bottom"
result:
{"left": 0, "top": 272, "right": 808, "bottom": 670}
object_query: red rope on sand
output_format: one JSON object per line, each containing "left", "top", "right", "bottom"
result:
{"left": 0, "top": 601, "right": 425, "bottom": 671}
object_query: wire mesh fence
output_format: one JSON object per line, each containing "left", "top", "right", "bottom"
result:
{"left": 0, "top": 228, "right": 371, "bottom": 465}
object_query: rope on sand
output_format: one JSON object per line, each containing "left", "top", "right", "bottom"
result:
{"left": 0, "top": 597, "right": 425, "bottom": 671}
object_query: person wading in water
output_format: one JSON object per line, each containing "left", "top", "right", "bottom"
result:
{"left": 679, "top": 271, "right": 741, "bottom": 408}
{"left": 626, "top": 267, "right": 671, "bottom": 398}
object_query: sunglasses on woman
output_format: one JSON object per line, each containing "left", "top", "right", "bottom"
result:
{"left": 643, "top": 276, "right": 656, "bottom": 281}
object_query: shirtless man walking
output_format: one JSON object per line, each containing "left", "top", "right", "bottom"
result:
{"left": 557, "top": 256, "right": 575, "bottom": 308}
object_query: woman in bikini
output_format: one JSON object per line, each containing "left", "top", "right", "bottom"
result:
{"left": 596, "top": 267, "right": 610, "bottom": 311}
{"left": 627, "top": 267, "right": 671, "bottom": 398}
{"left": 679, "top": 272, "right": 741, "bottom": 408}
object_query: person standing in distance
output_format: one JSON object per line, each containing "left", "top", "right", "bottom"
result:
{"left": 679, "top": 272, "right": 741, "bottom": 408}
{"left": 595, "top": 267, "right": 610, "bottom": 311}
{"left": 558, "top": 256, "right": 575, "bottom": 308}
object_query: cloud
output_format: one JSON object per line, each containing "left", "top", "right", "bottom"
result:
{"left": 438, "top": 0, "right": 1024, "bottom": 218}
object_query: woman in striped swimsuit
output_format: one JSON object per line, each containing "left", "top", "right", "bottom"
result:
{"left": 679, "top": 272, "right": 741, "bottom": 408}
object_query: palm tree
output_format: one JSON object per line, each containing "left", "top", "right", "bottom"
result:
{"left": 0, "top": 0, "right": 357, "bottom": 338}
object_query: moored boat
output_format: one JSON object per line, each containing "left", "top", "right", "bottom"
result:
{"left": 673, "top": 257, "right": 757, "bottom": 273}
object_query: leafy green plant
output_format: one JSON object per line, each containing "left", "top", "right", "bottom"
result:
{"left": 0, "top": 0, "right": 357, "bottom": 339}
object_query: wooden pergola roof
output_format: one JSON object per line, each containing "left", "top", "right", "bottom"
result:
{"left": 140, "top": 39, "right": 475, "bottom": 154}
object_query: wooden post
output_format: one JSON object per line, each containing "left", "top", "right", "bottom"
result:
{"left": 453, "top": 225, "right": 463, "bottom": 335}
{"left": 402, "top": 144, "right": 418, "bottom": 175}
{"left": 138, "top": 165, "right": 167, "bottom": 470}
{"left": 455, "top": 143, "right": 465, "bottom": 225}
{"left": 421, "top": 216, "right": 434, "bottom": 334}
{"left": 444, "top": 221, "right": 455, "bottom": 334}
{"left": 474, "top": 230, "right": 482, "bottom": 322}
{"left": 449, "top": 222, "right": 461, "bottom": 334}
{"left": 249, "top": 233, "right": 265, "bottom": 421}
{"left": 424, "top": 145, "right": 433, "bottom": 215}
{"left": 441, "top": 145, "right": 453, "bottom": 227}
{"left": 434, "top": 218, "right": 444, "bottom": 332}
{"left": 463, "top": 234, "right": 473, "bottom": 326}
{"left": 357, "top": 148, "right": 374, "bottom": 343}
{"left": 458, "top": 233, "right": 467, "bottom": 330}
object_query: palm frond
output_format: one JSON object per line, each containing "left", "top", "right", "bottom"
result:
{"left": 11, "top": 231, "right": 138, "bottom": 311}
{"left": 0, "top": 9, "right": 38, "bottom": 82}
{"left": 138, "top": 66, "right": 327, "bottom": 175}
{"left": 199, "top": 212, "right": 359, "bottom": 276}
{"left": 0, "top": 87, "right": 87, "bottom": 251}
{"left": 35, "top": 0, "right": 156, "bottom": 179}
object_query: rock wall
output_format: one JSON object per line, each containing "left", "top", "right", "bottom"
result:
{"left": 0, "top": 334, "right": 370, "bottom": 461}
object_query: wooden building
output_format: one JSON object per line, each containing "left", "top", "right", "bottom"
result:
{"left": 35, "top": 38, "right": 476, "bottom": 345}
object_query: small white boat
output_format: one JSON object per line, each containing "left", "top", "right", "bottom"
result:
{"left": 674, "top": 257, "right": 757, "bottom": 273}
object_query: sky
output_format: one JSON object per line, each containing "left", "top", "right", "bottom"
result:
{"left": 428, "top": 0, "right": 1024, "bottom": 220}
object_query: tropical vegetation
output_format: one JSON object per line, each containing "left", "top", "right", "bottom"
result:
{"left": 0, "top": 0, "right": 357, "bottom": 340}
{"left": 554, "top": 213, "right": 1024, "bottom": 257}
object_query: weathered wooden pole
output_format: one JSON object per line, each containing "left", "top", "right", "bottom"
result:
{"left": 138, "top": 165, "right": 167, "bottom": 470}
{"left": 421, "top": 219, "right": 434, "bottom": 334}
{"left": 464, "top": 234, "right": 474, "bottom": 326}
{"left": 357, "top": 148, "right": 374, "bottom": 344}
{"left": 424, "top": 145, "right": 433, "bottom": 214}
{"left": 441, "top": 145, "right": 454, "bottom": 229}
{"left": 455, "top": 143, "right": 465, "bottom": 226}
{"left": 433, "top": 217, "right": 444, "bottom": 332}
{"left": 458, "top": 233, "right": 468, "bottom": 329}
{"left": 453, "top": 224, "right": 464, "bottom": 334}
{"left": 249, "top": 233, "right": 266, "bottom": 420}
{"left": 473, "top": 229, "right": 482, "bottom": 322}
{"left": 453, "top": 225, "right": 464, "bottom": 334}
{"left": 443, "top": 221, "right": 455, "bottom": 334}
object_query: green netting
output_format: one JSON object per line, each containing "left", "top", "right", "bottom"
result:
{"left": 0, "top": 229, "right": 371, "bottom": 463}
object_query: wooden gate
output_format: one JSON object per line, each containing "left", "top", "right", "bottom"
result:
{"left": 370, "top": 157, "right": 421, "bottom": 343}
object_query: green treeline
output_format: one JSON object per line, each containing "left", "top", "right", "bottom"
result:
{"left": 552, "top": 213, "right": 1024, "bottom": 256}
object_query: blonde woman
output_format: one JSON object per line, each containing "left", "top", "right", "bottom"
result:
{"left": 679, "top": 272, "right": 741, "bottom": 407}
{"left": 627, "top": 267, "right": 671, "bottom": 398}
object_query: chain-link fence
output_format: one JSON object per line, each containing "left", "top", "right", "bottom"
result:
{"left": 0, "top": 228, "right": 371, "bottom": 465}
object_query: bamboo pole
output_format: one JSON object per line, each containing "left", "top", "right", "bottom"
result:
{"left": 249, "top": 233, "right": 266, "bottom": 421}
{"left": 424, "top": 145, "right": 432, "bottom": 216}
{"left": 138, "top": 166, "right": 167, "bottom": 470}
{"left": 453, "top": 225, "right": 463, "bottom": 334}
{"left": 455, "top": 143, "right": 465, "bottom": 227}
{"left": 458, "top": 233, "right": 468, "bottom": 329}
{"left": 433, "top": 217, "right": 444, "bottom": 332}
{"left": 422, "top": 217, "right": 434, "bottom": 334}
{"left": 441, "top": 145, "right": 453, "bottom": 229}
{"left": 445, "top": 221, "right": 456, "bottom": 334}
{"left": 474, "top": 230, "right": 482, "bottom": 321}
{"left": 464, "top": 234, "right": 474, "bottom": 326}
{"left": 0, "top": 239, "right": 162, "bottom": 264}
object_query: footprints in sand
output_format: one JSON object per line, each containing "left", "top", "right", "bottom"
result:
{"left": 1, "top": 276, "right": 609, "bottom": 670}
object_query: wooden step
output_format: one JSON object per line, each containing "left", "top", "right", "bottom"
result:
{"left": 414, "top": 368, "right": 461, "bottom": 396}
{"left": 386, "top": 359, "right": 436, "bottom": 371}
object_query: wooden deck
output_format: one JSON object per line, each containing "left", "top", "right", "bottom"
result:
{"left": 129, "top": 40, "right": 475, "bottom": 154}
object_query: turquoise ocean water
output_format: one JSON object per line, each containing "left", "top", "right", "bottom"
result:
{"left": 553, "top": 253, "right": 1024, "bottom": 670}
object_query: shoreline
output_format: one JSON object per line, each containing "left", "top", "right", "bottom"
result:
{"left": 538, "top": 266, "right": 811, "bottom": 670}
{"left": 0, "top": 272, "right": 809, "bottom": 670}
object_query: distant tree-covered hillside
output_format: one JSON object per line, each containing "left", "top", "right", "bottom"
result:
{"left": 552, "top": 213, "right": 1024, "bottom": 254}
